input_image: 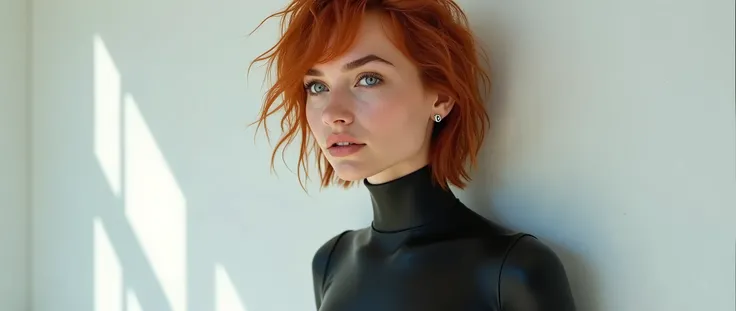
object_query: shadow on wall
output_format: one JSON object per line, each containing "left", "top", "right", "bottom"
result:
{"left": 45, "top": 0, "right": 331, "bottom": 310}
{"left": 89, "top": 22, "right": 249, "bottom": 311}
{"left": 458, "top": 3, "right": 602, "bottom": 311}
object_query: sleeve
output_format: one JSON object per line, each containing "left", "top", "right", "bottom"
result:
{"left": 498, "top": 234, "right": 576, "bottom": 311}
{"left": 311, "top": 230, "right": 350, "bottom": 309}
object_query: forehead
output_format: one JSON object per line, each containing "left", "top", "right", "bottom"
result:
{"left": 316, "top": 12, "right": 405, "bottom": 68}
{"left": 351, "top": 12, "right": 395, "bottom": 50}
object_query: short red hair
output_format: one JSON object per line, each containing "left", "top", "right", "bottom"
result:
{"left": 250, "top": 0, "right": 491, "bottom": 190}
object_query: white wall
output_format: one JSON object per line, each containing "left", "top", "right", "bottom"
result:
{"left": 0, "top": 0, "right": 29, "bottom": 310}
{"left": 0, "top": 0, "right": 30, "bottom": 311}
{"left": 30, "top": 1, "right": 734, "bottom": 311}
{"left": 456, "top": 2, "right": 736, "bottom": 310}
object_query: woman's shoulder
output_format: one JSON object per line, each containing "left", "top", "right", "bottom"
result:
{"left": 310, "top": 229, "right": 353, "bottom": 304}
{"left": 464, "top": 218, "right": 576, "bottom": 309}
{"left": 499, "top": 234, "right": 567, "bottom": 274}
{"left": 311, "top": 230, "right": 352, "bottom": 276}
{"left": 496, "top": 234, "right": 577, "bottom": 309}
{"left": 470, "top": 216, "right": 570, "bottom": 284}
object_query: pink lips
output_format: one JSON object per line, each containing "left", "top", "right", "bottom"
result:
{"left": 326, "top": 133, "right": 366, "bottom": 158}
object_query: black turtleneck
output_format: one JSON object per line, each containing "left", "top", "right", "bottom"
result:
{"left": 311, "top": 165, "right": 576, "bottom": 311}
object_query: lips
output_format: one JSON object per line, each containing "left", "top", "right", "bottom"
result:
{"left": 326, "top": 133, "right": 366, "bottom": 157}
{"left": 326, "top": 133, "right": 365, "bottom": 148}
{"left": 327, "top": 144, "right": 365, "bottom": 157}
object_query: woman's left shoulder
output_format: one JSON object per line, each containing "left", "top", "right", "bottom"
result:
{"left": 496, "top": 234, "right": 577, "bottom": 310}
{"left": 503, "top": 234, "right": 565, "bottom": 269}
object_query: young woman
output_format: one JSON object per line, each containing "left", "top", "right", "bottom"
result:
{"left": 250, "top": 0, "right": 576, "bottom": 310}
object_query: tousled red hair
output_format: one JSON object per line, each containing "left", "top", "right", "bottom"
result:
{"left": 249, "top": 0, "right": 491, "bottom": 190}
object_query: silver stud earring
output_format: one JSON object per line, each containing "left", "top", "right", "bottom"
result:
{"left": 433, "top": 114, "right": 442, "bottom": 123}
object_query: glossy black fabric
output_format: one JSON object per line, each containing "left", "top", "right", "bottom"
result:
{"left": 312, "top": 165, "right": 576, "bottom": 311}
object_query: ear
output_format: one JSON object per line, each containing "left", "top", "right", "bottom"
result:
{"left": 431, "top": 93, "right": 455, "bottom": 121}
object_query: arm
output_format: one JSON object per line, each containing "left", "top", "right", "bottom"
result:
{"left": 498, "top": 235, "right": 576, "bottom": 311}
{"left": 311, "top": 230, "right": 350, "bottom": 309}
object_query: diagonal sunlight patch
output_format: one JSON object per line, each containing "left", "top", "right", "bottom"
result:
{"left": 124, "top": 92, "right": 187, "bottom": 311}
{"left": 215, "top": 264, "right": 249, "bottom": 311}
{"left": 94, "top": 217, "right": 123, "bottom": 311}
{"left": 126, "top": 289, "right": 143, "bottom": 311}
{"left": 93, "top": 35, "right": 122, "bottom": 196}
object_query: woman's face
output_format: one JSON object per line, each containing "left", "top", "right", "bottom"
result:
{"left": 304, "top": 12, "right": 452, "bottom": 184}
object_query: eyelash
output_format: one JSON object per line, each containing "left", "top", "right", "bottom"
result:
{"left": 303, "top": 73, "right": 384, "bottom": 96}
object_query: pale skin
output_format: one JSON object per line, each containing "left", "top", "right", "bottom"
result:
{"left": 304, "top": 12, "right": 454, "bottom": 184}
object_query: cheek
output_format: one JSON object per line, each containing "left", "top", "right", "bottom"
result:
{"left": 305, "top": 103, "right": 323, "bottom": 137}
{"left": 366, "top": 101, "right": 427, "bottom": 161}
{"left": 357, "top": 87, "right": 428, "bottom": 135}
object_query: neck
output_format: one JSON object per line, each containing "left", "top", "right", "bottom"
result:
{"left": 363, "top": 165, "right": 458, "bottom": 232}
{"left": 365, "top": 158, "right": 429, "bottom": 184}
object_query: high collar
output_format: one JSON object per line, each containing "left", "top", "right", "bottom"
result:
{"left": 363, "top": 165, "right": 459, "bottom": 233}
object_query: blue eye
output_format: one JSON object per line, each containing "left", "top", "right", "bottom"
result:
{"left": 305, "top": 82, "right": 328, "bottom": 95}
{"left": 357, "top": 74, "right": 383, "bottom": 87}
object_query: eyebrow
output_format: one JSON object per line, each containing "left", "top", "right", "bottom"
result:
{"left": 306, "top": 54, "right": 394, "bottom": 76}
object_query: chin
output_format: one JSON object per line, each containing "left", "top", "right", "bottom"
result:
{"left": 329, "top": 161, "right": 376, "bottom": 182}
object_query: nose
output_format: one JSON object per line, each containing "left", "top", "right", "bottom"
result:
{"left": 321, "top": 91, "right": 355, "bottom": 127}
